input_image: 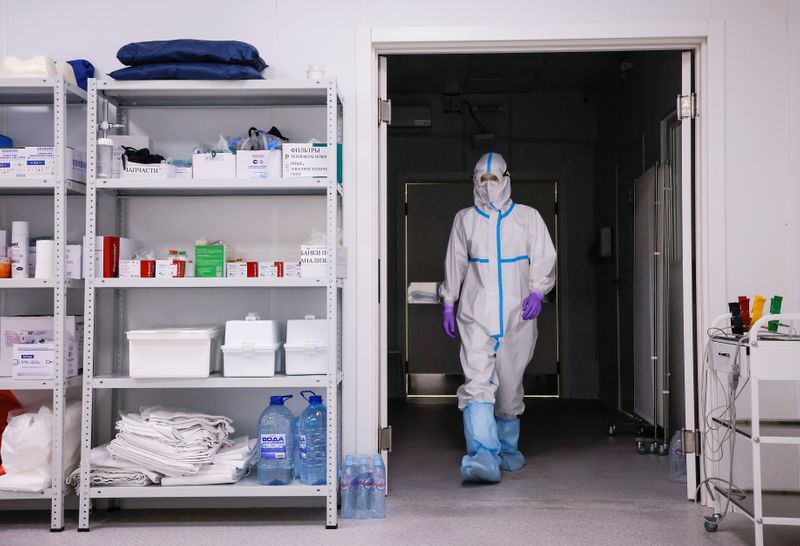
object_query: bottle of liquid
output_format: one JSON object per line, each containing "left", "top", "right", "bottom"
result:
{"left": 340, "top": 455, "right": 356, "bottom": 518}
{"left": 97, "top": 137, "right": 114, "bottom": 179}
{"left": 669, "top": 431, "right": 686, "bottom": 483}
{"left": 257, "top": 395, "right": 295, "bottom": 485}
{"left": 370, "top": 454, "right": 386, "bottom": 518}
{"left": 10, "top": 221, "right": 29, "bottom": 279}
{"left": 299, "top": 391, "right": 327, "bottom": 485}
{"left": 293, "top": 416, "right": 302, "bottom": 479}
{"left": 355, "top": 457, "right": 373, "bottom": 518}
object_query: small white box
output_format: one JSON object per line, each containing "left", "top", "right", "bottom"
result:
{"left": 193, "top": 152, "right": 236, "bottom": 179}
{"left": 22, "top": 147, "right": 86, "bottom": 182}
{"left": 284, "top": 262, "right": 300, "bottom": 278}
{"left": 119, "top": 259, "right": 141, "bottom": 279}
{"left": 155, "top": 260, "right": 177, "bottom": 278}
{"left": 0, "top": 316, "right": 84, "bottom": 376}
{"left": 66, "top": 244, "right": 82, "bottom": 279}
{"left": 122, "top": 161, "right": 169, "bottom": 178}
{"left": 282, "top": 143, "right": 334, "bottom": 179}
{"left": 236, "top": 150, "right": 281, "bottom": 179}
{"left": 300, "top": 245, "right": 347, "bottom": 278}
{"left": 284, "top": 317, "right": 328, "bottom": 375}
{"left": 112, "top": 136, "right": 153, "bottom": 178}
{"left": 257, "top": 262, "right": 281, "bottom": 278}
{"left": 12, "top": 341, "right": 78, "bottom": 379}
{"left": 169, "top": 165, "right": 193, "bottom": 179}
{"left": 0, "top": 148, "right": 27, "bottom": 177}
{"left": 226, "top": 262, "right": 248, "bottom": 278}
{"left": 222, "top": 314, "right": 281, "bottom": 377}
{"left": 127, "top": 327, "right": 222, "bottom": 378}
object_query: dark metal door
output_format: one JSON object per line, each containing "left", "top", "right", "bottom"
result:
{"left": 405, "top": 181, "right": 558, "bottom": 396}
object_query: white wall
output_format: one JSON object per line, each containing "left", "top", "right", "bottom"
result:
{"left": 2, "top": 0, "right": 798, "bottom": 456}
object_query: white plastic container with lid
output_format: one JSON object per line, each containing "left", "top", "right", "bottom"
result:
{"left": 126, "top": 327, "right": 221, "bottom": 378}
{"left": 284, "top": 315, "right": 328, "bottom": 375}
{"left": 222, "top": 312, "right": 281, "bottom": 377}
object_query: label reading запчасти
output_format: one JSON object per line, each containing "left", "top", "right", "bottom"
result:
{"left": 299, "top": 434, "right": 308, "bottom": 460}
{"left": 260, "top": 433, "right": 287, "bottom": 460}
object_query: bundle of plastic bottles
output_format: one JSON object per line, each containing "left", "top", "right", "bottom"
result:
{"left": 339, "top": 454, "right": 386, "bottom": 519}
{"left": 258, "top": 391, "right": 327, "bottom": 486}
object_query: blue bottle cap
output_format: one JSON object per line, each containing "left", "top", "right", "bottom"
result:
{"left": 270, "top": 395, "right": 293, "bottom": 405}
{"left": 309, "top": 395, "right": 323, "bottom": 405}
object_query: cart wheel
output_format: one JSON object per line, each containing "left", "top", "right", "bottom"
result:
{"left": 657, "top": 444, "right": 669, "bottom": 456}
{"left": 637, "top": 442, "right": 648, "bottom": 455}
{"left": 649, "top": 442, "right": 658, "bottom": 454}
{"left": 608, "top": 425, "right": 616, "bottom": 436}
{"left": 704, "top": 520, "right": 718, "bottom": 533}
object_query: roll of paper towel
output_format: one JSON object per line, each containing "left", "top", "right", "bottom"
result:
{"left": 34, "top": 240, "right": 55, "bottom": 279}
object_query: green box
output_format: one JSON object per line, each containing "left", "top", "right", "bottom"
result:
{"left": 195, "top": 244, "right": 229, "bottom": 277}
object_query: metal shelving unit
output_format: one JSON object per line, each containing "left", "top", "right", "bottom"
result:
{"left": 78, "top": 79, "right": 343, "bottom": 530}
{"left": 0, "top": 76, "right": 86, "bottom": 531}
{"left": 704, "top": 313, "right": 800, "bottom": 546}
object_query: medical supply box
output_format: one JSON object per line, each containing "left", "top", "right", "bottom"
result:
{"left": 222, "top": 313, "right": 281, "bottom": 377}
{"left": 126, "top": 327, "right": 222, "bottom": 378}
{"left": 235, "top": 150, "right": 281, "bottom": 179}
{"left": 282, "top": 143, "right": 342, "bottom": 182}
{"left": 300, "top": 245, "right": 347, "bottom": 278}
{"left": 195, "top": 244, "right": 229, "bottom": 277}
{"left": 0, "top": 315, "right": 84, "bottom": 376}
{"left": 193, "top": 152, "right": 236, "bottom": 179}
{"left": 12, "top": 341, "right": 79, "bottom": 379}
{"left": 284, "top": 316, "right": 328, "bottom": 375}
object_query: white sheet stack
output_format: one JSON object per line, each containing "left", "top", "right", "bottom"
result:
{"left": 67, "top": 445, "right": 161, "bottom": 487}
{"left": 160, "top": 437, "right": 257, "bottom": 486}
{"left": 107, "top": 406, "right": 235, "bottom": 478}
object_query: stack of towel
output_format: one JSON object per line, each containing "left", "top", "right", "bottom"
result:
{"left": 68, "top": 406, "right": 249, "bottom": 488}
{"left": 109, "top": 39, "right": 267, "bottom": 81}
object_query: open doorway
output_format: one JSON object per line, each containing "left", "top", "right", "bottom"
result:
{"left": 382, "top": 51, "right": 696, "bottom": 496}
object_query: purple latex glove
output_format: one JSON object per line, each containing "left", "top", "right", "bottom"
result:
{"left": 522, "top": 290, "right": 544, "bottom": 320}
{"left": 442, "top": 305, "right": 457, "bottom": 339}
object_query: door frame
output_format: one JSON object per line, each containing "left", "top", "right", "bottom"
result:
{"left": 355, "top": 21, "right": 726, "bottom": 502}
{"left": 400, "top": 176, "right": 561, "bottom": 398}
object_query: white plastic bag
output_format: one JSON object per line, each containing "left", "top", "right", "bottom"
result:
{"left": 0, "top": 406, "right": 53, "bottom": 491}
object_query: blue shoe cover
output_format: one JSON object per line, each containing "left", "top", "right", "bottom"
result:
{"left": 460, "top": 402, "right": 501, "bottom": 483}
{"left": 496, "top": 417, "right": 526, "bottom": 471}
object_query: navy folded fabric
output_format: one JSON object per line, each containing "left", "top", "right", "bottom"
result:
{"left": 117, "top": 40, "right": 267, "bottom": 71}
{"left": 66, "top": 59, "right": 95, "bottom": 90}
{"left": 109, "top": 63, "right": 264, "bottom": 81}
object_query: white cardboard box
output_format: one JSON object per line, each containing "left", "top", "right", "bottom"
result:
{"left": 193, "top": 152, "right": 236, "bottom": 179}
{"left": 155, "top": 260, "right": 178, "bottom": 278}
{"left": 300, "top": 245, "right": 347, "bottom": 278}
{"left": 66, "top": 244, "right": 82, "bottom": 279}
{"left": 226, "top": 262, "right": 248, "bottom": 278}
{"left": 23, "top": 147, "right": 86, "bottom": 182}
{"left": 122, "top": 162, "right": 169, "bottom": 178}
{"left": 0, "top": 315, "right": 84, "bottom": 376}
{"left": 112, "top": 136, "right": 153, "bottom": 178}
{"left": 0, "top": 148, "right": 28, "bottom": 177}
{"left": 119, "top": 259, "right": 141, "bottom": 278}
{"left": 236, "top": 150, "right": 281, "bottom": 179}
{"left": 12, "top": 341, "right": 78, "bottom": 379}
{"left": 282, "top": 143, "right": 335, "bottom": 179}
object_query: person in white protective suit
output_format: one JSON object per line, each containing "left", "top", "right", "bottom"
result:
{"left": 441, "top": 152, "right": 556, "bottom": 482}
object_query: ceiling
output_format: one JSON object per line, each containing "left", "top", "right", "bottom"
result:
{"left": 387, "top": 52, "right": 626, "bottom": 96}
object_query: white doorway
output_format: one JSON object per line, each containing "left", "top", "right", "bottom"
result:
{"left": 355, "top": 23, "right": 726, "bottom": 503}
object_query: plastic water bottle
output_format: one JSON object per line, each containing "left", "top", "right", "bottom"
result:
{"left": 355, "top": 457, "right": 374, "bottom": 518}
{"left": 257, "top": 395, "right": 295, "bottom": 485}
{"left": 340, "top": 455, "right": 356, "bottom": 518}
{"left": 669, "top": 431, "right": 686, "bottom": 483}
{"left": 370, "top": 454, "right": 386, "bottom": 518}
{"left": 293, "top": 416, "right": 302, "bottom": 479}
{"left": 299, "top": 392, "right": 327, "bottom": 485}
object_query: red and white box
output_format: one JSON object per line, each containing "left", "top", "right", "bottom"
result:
{"left": 83, "top": 236, "right": 137, "bottom": 278}
{"left": 258, "top": 262, "right": 284, "bottom": 278}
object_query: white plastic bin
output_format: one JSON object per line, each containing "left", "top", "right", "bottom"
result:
{"left": 222, "top": 313, "right": 281, "bottom": 377}
{"left": 284, "top": 316, "right": 328, "bottom": 375}
{"left": 127, "top": 327, "right": 221, "bottom": 378}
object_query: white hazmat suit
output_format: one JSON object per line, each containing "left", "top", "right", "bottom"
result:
{"left": 442, "top": 153, "right": 556, "bottom": 482}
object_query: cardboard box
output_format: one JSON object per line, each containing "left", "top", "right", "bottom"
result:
{"left": 258, "top": 262, "right": 284, "bottom": 278}
{"left": 83, "top": 236, "right": 137, "bottom": 278}
{"left": 66, "top": 244, "right": 82, "bottom": 279}
{"left": 22, "top": 147, "right": 86, "bottom": 182}
{"left": 284, "top": 262, "right": 301, "bottom": 278}
{"left": 193, "top": 152, "right": 236, "bottom": 179}
{"left": 226, "top": 262, "right": 248, "bottom": 278}
{"left": 195, "top": 244, "right": 229, "bottom": 277}
{"left": 155, "top": 260, "right": 178, "bottom": 278}
{"left": 236, "top": 150, "right": 281, "bottom": 179}
{"left": 282, "top": 143, "right": 342, "bottom": 181}
{"left": 0, "top": 148, "right": 27, "bottom": 177}
{"left": 300, "top": 245, "right": 347, "bottom": 278}
{"left": 112, "top": 136, "right": 153, "bottom": 178}
{"left": 169, "top": 165, "right": 193, "bottom": 179}
{"left": 0, "top": 315, "right": 83, "bottom": 376}
{"left": 119, "top": 259, "right": 141, "bottom": 279}
{"left": 12, "top": 341, "right": 78, "bottom": 379}
{"left": 122, "top": 161, "right": 169, "bottom": 178}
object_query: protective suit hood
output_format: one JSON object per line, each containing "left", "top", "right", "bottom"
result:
{"left": 473, "top": 152, "right": 512, "bottom": 211}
